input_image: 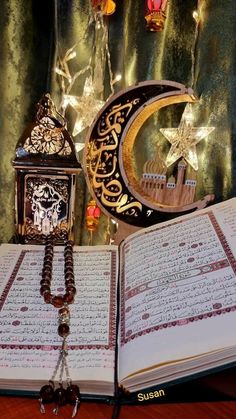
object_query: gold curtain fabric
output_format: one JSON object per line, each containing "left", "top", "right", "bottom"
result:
{"left": 0, "top": 0, "right": 235, "bottom": 244}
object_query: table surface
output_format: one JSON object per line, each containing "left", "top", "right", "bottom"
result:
{"left": 1, "top": 397, "right": 236, "bottom": 419}
{"left": 1, "top": 368, "right": 236, "bottom": 419}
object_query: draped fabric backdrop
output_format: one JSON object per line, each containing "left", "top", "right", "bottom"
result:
{"left": 0, "top": 0, "right": 235, "bottom": 244}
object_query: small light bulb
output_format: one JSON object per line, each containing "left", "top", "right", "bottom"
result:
{"left": 193, "top": 10, "right": 199, "bottom": 22}
{"left": 111, "top": 74, "right": 122, "bottom": 85}
{"left": 115, "top": 74, "right": 122, "bottom": 82}
{"left": 62, "top": 95, "right": 70, "bottom": 109}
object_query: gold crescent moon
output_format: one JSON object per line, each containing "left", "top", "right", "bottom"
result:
{"left": 83, "top": 80, "right": 214, "bottom": 228}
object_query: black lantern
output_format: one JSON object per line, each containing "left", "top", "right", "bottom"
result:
{"left": 12, "top": 94, "right": 81, "bottom": 244}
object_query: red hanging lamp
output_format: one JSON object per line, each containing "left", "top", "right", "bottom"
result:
{"left": 86, "top": 199, "right": 101, "bottom": 231}
{"left": 85, "top": 199, "right": 101, "bottom": 245}
{"left": 145, "top": 0, "right": 168, "bottom": 32}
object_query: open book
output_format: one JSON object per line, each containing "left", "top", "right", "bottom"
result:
{"left": 0, "top": 198, "right": 236, "bottom": 400}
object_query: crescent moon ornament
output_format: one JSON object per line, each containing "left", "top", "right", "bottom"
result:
{"left": 83, "top": 80, "right": 214, "bottom": 228}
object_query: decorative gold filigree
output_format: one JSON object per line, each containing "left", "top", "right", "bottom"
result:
{"left": 26, "top": 177, "right": 69, "bottom": 203}
{"left": 25, "top": 177, "right": 69, "bottom": 237}
{"left": 87, "top": 99, "right": 142, "bottom": 217}
{"left": 85, "top": 81, "right": 215, "bottom": 228}
{"left": 24, "top": 221, "right": 69, "bottom": 244}
{"left": 23, "top": 116, "right": 72, "bottom": 156}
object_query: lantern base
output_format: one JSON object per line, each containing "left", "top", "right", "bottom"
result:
{"left": 86, "top": 217, "right": 100, "bottom": 232}
{"left": 145, "top": 11, "right": 166, "bottom": 32}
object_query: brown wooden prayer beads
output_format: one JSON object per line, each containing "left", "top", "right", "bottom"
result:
{"left": 40, "top": 236, "right": 76, "bottom": 338}
{"left": 39, "top": 381, "right": 80, "bottom": 415}
{"left": 41, "top": 237, "right": 76, "bottom": 311}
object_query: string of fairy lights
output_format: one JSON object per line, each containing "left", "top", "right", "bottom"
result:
{"left": 160, "top": 0, "right": 214, "bottom": 173}
{"left": 54, "top": 0, "right": 215, "bottom": 242}
{"left": 55, "top": 9, "right": 122, "bottom": 154}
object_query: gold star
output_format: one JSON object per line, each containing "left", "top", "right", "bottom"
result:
{"left": 63, "top": 76, "right": 105, "bottom": 137}
{"left": 160, "top": 104, "right": 215, "bottom": 171}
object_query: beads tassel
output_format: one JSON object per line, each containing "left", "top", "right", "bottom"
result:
{"left": 53, "top": 406, "right": 59, "bottom": 416}
{"left": 39, "top": 235, "right": 80, "bottom": 417}
{"left": 39, "top": 398, "right": 46, "bottom": 414}
{"left": 72, "top": 397, "right": 80, "bottom": 418}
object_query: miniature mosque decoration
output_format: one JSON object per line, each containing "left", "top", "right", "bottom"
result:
{"left": 140, "top": 155, "right": 197, "bottom": 207}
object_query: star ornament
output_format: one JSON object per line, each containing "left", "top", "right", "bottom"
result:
{"left": 160, "top": 104, "right": 215, "bottom": 171}
{"left": 63, "top": 76, "right": 105, "bottom": 137}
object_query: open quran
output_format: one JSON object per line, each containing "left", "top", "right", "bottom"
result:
{"left": 0, "top": 198, "right": 236, "bottom": 400}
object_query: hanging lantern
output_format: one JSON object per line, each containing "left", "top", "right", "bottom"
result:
{"left": 145, "top": 0, "right": 168, "bottom": 32}
{"left": 91, "top": 0, "right": 116, "bottom": 15}
{"left": 12, "top": 94, "right": 81, "bottom": 244}
{"left": 86, "top": 199, "right": 101, "bottom": 232}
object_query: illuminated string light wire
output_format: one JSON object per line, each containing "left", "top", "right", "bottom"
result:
{"left": 160, "top": 0, "right": 215, "bottom": 171}
{"left": 191, "top": 1, "right": 201, "bottom": 89}
{"left": 55, "top": 7, "right": 122, "bottom": 128}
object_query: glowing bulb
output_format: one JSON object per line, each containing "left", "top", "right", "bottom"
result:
{"left": 63, "top": 95, "right": 78, "bottom": 107}
{"left": 193, "top": 10, "right": 199, "bottom": 22}
{"left": 61, "top": 95, "right": 71, "bottom": 109}
{"left": 111, "top": 74, "right": 122, "bottom": 85}
{"left": 111, "top": 218, "right": 119, "bottom": 231}
{"left": 69, "top": 51, "right": 76, "bottom": 59}
{"left": 115, "top": 74, "right": 122, "bottom": 82}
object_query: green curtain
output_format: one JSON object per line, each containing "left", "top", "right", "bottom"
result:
{"left": 0, "top": 0, "right": 236, "bottom": 244}
{"left": 0, "top": 0, "right": 56, "bottom": 243}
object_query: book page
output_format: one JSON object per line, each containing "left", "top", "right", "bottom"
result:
{"left": 0, "top": 244, "right": 118, "bottom": 394}
{"left": 119, "top": 198, "right": 236, "bottom": 383}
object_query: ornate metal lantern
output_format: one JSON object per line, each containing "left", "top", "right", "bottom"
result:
{"left": 12, "top": 94, "right": 81, "bottom": 244}
{"left": 145, "top": 0, "right": 168, "bottom": 31}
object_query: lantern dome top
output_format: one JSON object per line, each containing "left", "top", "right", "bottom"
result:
{"left": 13, "top": 93, "right": 81, "bottom": 173}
